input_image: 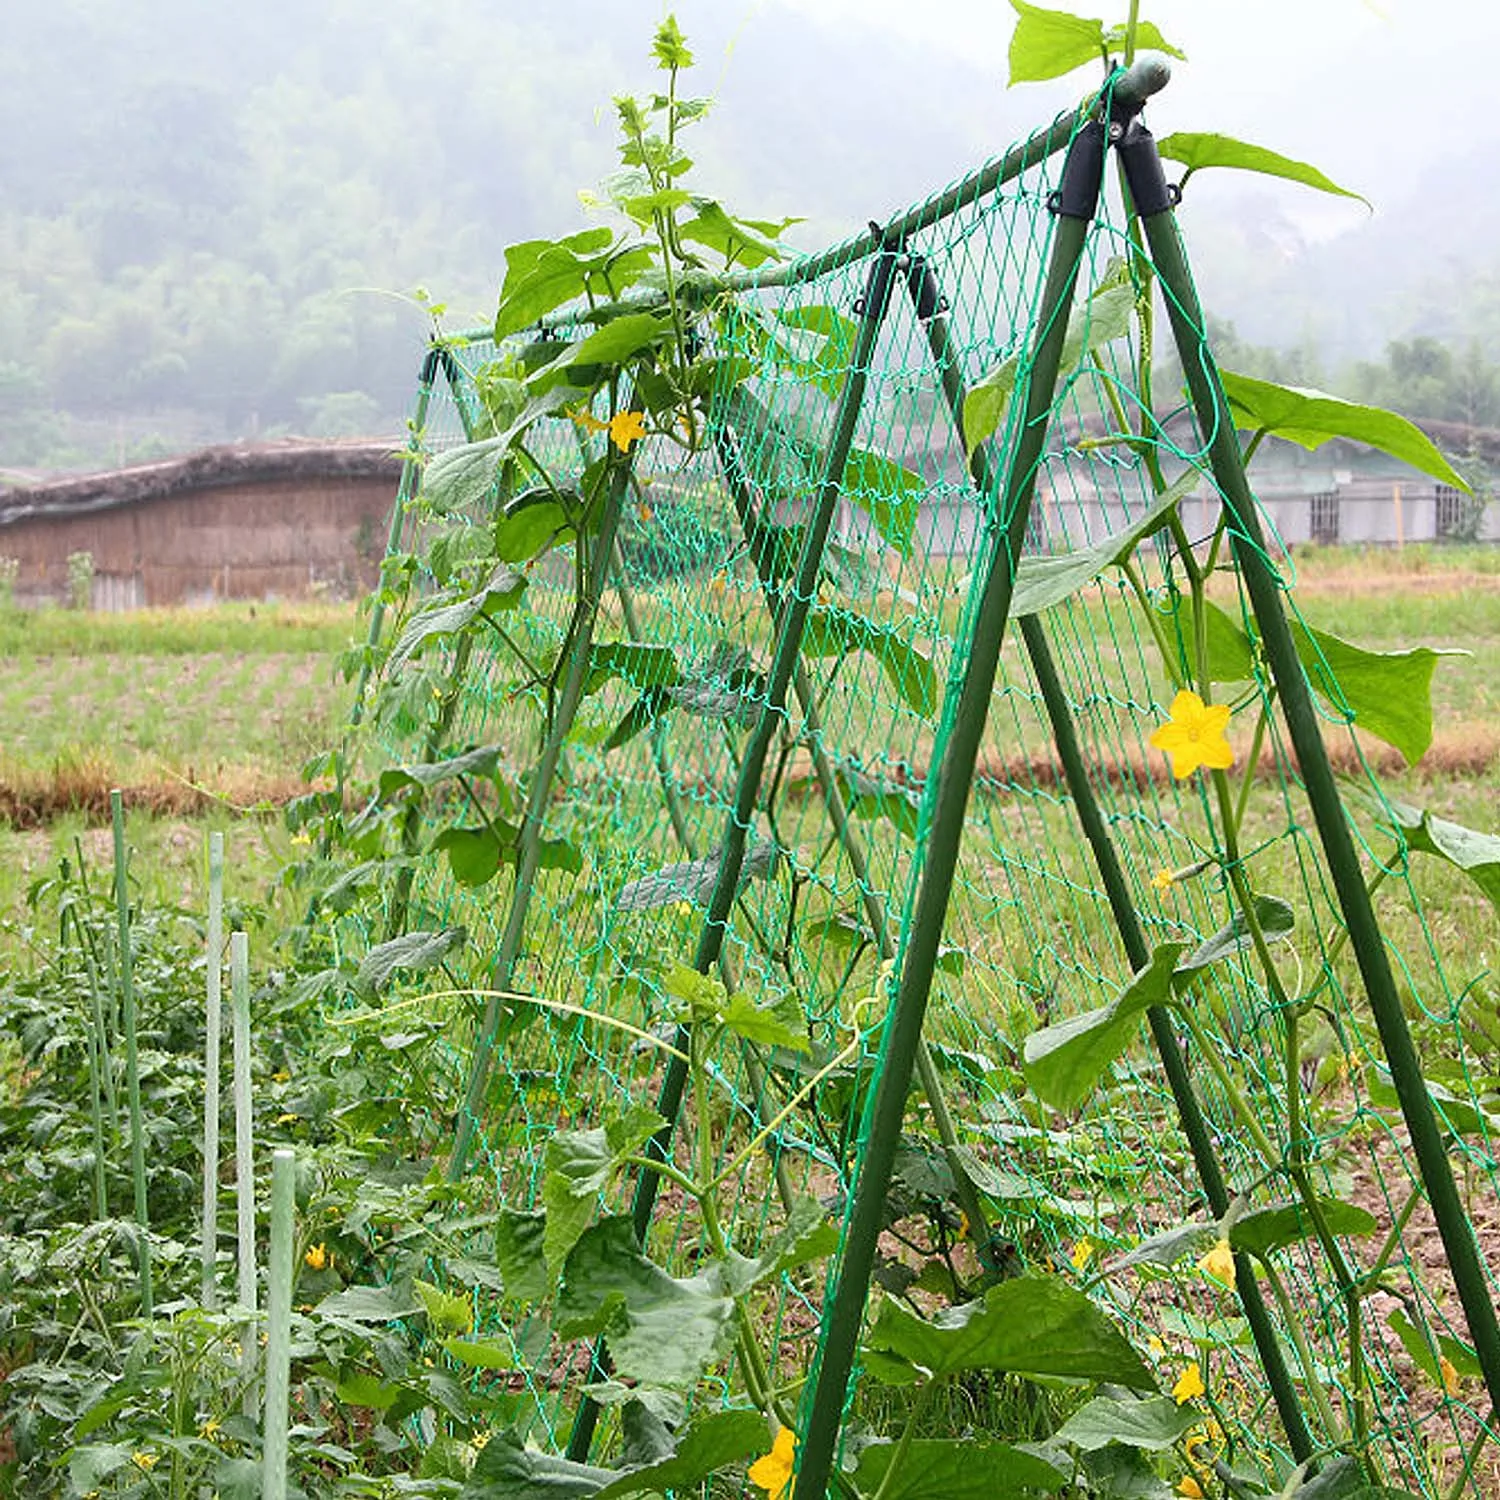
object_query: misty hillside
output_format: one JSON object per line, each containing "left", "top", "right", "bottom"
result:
{"left": 2, "top": 0, "right": 1496, "bottom": 476}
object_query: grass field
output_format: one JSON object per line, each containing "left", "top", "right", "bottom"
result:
{"left": 0, "top": 602, "right": 360, "bottom": 959}
{"left": 2, "top": 547, "right": 1498, "bottom": 961}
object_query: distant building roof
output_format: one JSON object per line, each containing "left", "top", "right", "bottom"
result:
{"left": 0, "top": 439, "right": 404, "bottom": 528}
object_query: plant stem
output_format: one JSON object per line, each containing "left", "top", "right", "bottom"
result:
{"left": 869, "top": 1376, "right": 943, "bottom": 1500}
{"left": 1258, "top": 1255, "right": 1348, "bottom": 1445}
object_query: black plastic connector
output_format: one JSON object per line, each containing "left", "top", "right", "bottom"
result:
{"left": 1116, "top": 117, "right": 1179, "bottom": 217}
{"left": 903, "top": 253, "right": 946, "bottom": 323}
{"left": 1047, "top": 118, "right": 1107, "bottom": 219}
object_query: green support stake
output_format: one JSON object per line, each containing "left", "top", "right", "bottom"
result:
{"left": 263, "top": 1147, "right": 295, "bottom": 1500}
{"left": 791, "top": 107, "right": 1108, "bottom": 1500}
{"left": 629, "top": 238, "right": 901, "bottom": 1234}
{"left": 111, "top": 789, "right": 152, "bottom": 1318}
{"left": 231, "top": 929, "right": 259, "bottom": 1413}
{"left": 447, "top": 453, "right": 633, "bottom": 1181}
{"left": 1138, "top": 165, "right": 1500, "bottom": 1425}
{"left": 566, "top": 244, "right": 902, "bottom": 1466}
{"left": 713, "top": 423, "right": 999, "bottom": 1270}
{"left": 898, "top": 249, "right": 1316, "bottom": 1463}
{"left": 202, "top": 831, "right": 225, "bottom": 1309}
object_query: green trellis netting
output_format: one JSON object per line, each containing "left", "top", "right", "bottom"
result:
{"left": 338, "top": 86, "right": 1500, "bottom": 1498}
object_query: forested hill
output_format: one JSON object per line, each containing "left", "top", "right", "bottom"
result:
{"left": 4, "top": 0, "right": 1499, "bottom": 477}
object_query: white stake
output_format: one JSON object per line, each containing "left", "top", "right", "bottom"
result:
{"left": 231, "top": 931, "right": 257, "bottom": 1409}
{"left": 201, "top": 832, "right": 224, "bottom": 1308}
{"left": 263, "top": 1147, "right": 295, "bottom": 1500}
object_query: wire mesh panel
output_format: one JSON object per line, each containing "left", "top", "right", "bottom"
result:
{"left": 330, "top": 96, "right": 1499, "bottom": 1500}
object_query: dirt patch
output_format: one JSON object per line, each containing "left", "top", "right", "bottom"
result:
{"left": 0, "top": 767, "right": 319, "bottom": 827}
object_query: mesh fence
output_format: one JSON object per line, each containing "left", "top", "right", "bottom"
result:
{"left": 334, "top": 104, "right": 1500, "bottom": 1497}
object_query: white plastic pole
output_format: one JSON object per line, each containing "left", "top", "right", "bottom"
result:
{"left": 201, "top": 832, "right": 224, "bottom": 1307}
{"left": 231, "top": 931, "right": 257, "bottom": 1409}
{"left": 263, "top": 1147, "right": 295, "bottom": 1500}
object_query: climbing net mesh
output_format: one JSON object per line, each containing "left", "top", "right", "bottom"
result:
{"left": 347, "top": 108, "right": 1499, "bottom": 1496}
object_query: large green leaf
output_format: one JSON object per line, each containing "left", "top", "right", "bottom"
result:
{"left": 1174, "top": 895, "right": 1295, "bottom": 977}
{"left": 539, "top": 1108, "right": 665, "bottom": 1273}
{"left": 1022, "top": 944, "right": 1184, "bottom": 1112}
{"left": 356, "top": 927, "right": 466, "bottom": 994}
{"left": 724, "top": 1195, "right": 839, "bottom": 1296}
{"left": 1056, "top": 1394, "right": 1201, "bottom": 1452}
{"left": 677, "top": 200, "right": 798, "bottom": 270}
{"left": 842, "top": 447, "right": 925, "bottom": 553}
{"left": 315, "top": 1283, "right": 421, "bottom": 1328}
{"left": 1219, "top": 371, "right": 1470, "bottom": 491}
{"left": 496, "top": 1208, "right": 549, "bottom": 1304}
{"left": 836, "top": 764, "right": 923, "bottom": 840}
{"left": 1290, "top": 1455, "right": 1424, "bottom": 1500}
{"left": 852, "top": 1438, "right": 1066, "bottom": 1499}
{"left": 388, "top": 566, "right": 527, "bottom": 673}
{"left": 1231, "top": 1199, "right": 1377, "bottom": 1259}
{"left": 863, "top": 1275, "right": 1155, "bottom": 1389}
{"left": 555, "top": 1217, "right": 734, "bottom": 1387}
{"left": 1157, "top": 133, "right": 1367, "bottom": 204}
{"left": 1293, "top": 623, "right": 1457, "bottom": 766}
{"left": 431, "top": 823, "right": 583, "bottom": 888}
{"left": 552, "top": 311, "right": 672, "bottom": 375}
{"left": 496, "top": 492, "right": 574, "bottom": 564}
{"left": 964, "top": 281, "right": 1136, "bottom": 452}
{"left": 1007, "top": 1, "right": 1184, "bottom": 84}
{"left": 415, "top": 1278, "right": 473, "bottom": 1337}
{"left": 615, "top": 838, "right": 779, "bottom": 912}
{"left": 804, "top": 606, "right": 938, "bottom": 717}
{"left": 422, "top": 388, "right": 581, "bottom": 514}
{"left": 585, "top": 642, "right": 681, "bottom": 695}
{"left": 593, "top": 1410, "right": 768, "bottom": 1500}
{"left": 494, "top": 229, "right": 655, "bottom": 340}
{"left": 378, "top": 744, "right": 503, "bottom": 800}
{"left": 1364, "top": 1063, "right": 1499, "bottom": 1140}
{"left": 1386, "top": 800, "right": 1500, "bottom": 916}
{"left": 1011, "top": 470, "right": 1199, "bottom": 617}
{"left": 461, "top": 1428, "right": 617, "bottom": 1500}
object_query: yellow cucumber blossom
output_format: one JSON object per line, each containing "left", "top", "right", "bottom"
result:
{"left": 1149, "top": 690, "right": 1234, "bottom": 780}
{"left": 748, "top": 1426, "right": 797, "bottom": 1500}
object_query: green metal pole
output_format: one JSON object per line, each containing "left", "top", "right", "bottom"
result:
{"left": 630, "top": 240, "right": 900, "bottom": 1235}
{"left": 792, "top": 118, "right": 1107, "bottom": 1500}
{"left": 382, "top": 351, "right": 486, "bottom": 939}
{"left": 111, "top": 790, "right": 152, "bottom": 1317}
{"left": 1141, "top": 177, "right": 1500, "bottom": 1425}
{"left": 714, "top": 423, "right": 999, "bottom": 1269}
{"left": 349, "top": 343, "right": 445, "bottom": 729}
{"left": 447, "top": 455, "right": 633, "bottom": 1181}
{"left": 900, "top": 253, "right": 1316, "bottom": 1464}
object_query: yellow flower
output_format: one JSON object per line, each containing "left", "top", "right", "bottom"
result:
{"left": 305, "top": 1243, "right": 330, "bottom": 1271}
{"left": 1173, "top": 1361, "right": 1206, "bottom": 1405}
{"left": 1071, "top": 1237, "right": 1094, "bottom": 1270}
{"left": 956, "top": 1210, "right": 970, "bottom": 1241}
{"left": 199, "top": 1417, "right": 222, "bottom": 1441}
{"left": 710, "top": 571, "right": 727, "bottom": 597}
{"left": 636, "top": 501, "right": 654, "bottom": 523}
{"left": 1178, "top": 1478, "right": 1205, "bottom": 1498}
{"left": 748, "top": 1425, "right": 797, "bottom": 1500}
{"left": 132, "top": 1452, "right": 159, "bottom": 1471}
{"left": 272, "top": 1069, "right": 290, "bottom": 1084}
{"left": 1152, "top": 868, "right": 1175, "bottom": 891}
{"left": 569, "top": 406, "right": 649, "bottom": 453}
{"left": 1148, "top": 1335, "right": 1166, "bottom": 1357}
{"left": 608, "top": 410, "right": 648, "bottom": 452}
{"left": 276, "top": 1111, "right": 299, "bottom": 1125}
{"left": 1149, "top": 690, "right": 1235, "bottom": 780}
{"left": 1440, "top": 1354, "right": 1461, "bottom": 1396}
{"left": 1197, "top": 1238, "right": 1235, "bottom": 1288}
